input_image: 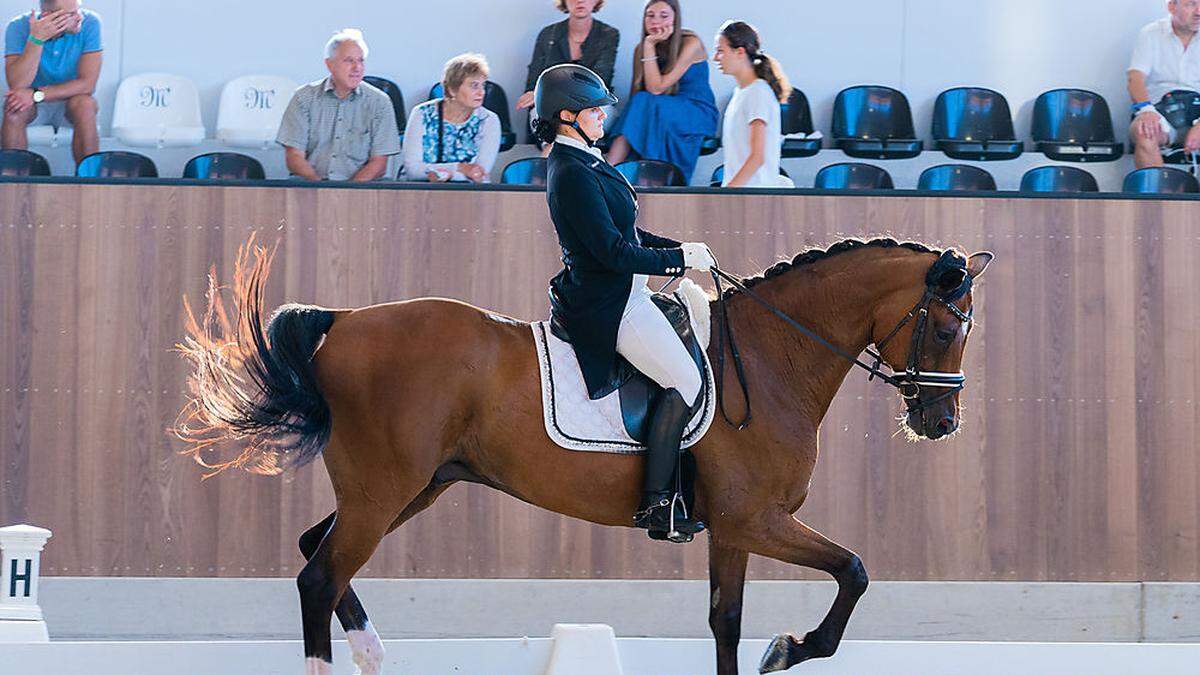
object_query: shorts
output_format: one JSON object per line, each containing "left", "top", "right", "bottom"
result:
{"left": 29, "top": 101, "right": 71, "bottom": 129}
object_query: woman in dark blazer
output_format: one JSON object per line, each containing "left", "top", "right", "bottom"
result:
{"left": 517, "top": 1, "right": 620, "bottom": 138}
{"left": 531, "top": 64, "right": 716, "bottom": 542}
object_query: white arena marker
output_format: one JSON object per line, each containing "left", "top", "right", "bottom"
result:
{"left": 543, "top": 623, "right": 624, "bottom": 675}
{"left": 0, "top": 523, "right": 53, "bottom": 643}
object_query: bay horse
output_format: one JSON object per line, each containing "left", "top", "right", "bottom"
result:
{"left": 175, "top": 235, "right": 992, "bottom": 675}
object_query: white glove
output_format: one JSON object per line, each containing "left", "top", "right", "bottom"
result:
{"left": 681, "top": 242, "right": 716, "bottom": 272}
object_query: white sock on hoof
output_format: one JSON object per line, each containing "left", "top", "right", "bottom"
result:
{"left": 347, "top": 622, "right": 385, "bottom": 675}
{"left": 305, "top": 657, "right": 333, "bottom": 675}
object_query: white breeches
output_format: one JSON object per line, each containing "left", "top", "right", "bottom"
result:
{"left": 616, "top": 277, "right": 702, "bottom": 407}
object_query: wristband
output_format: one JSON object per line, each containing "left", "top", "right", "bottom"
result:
{"left": 28, "top": 35, "right": 45, "bottom": 46}
{"left": 1131, "top": 101, "right": 1152, "bottom": 113}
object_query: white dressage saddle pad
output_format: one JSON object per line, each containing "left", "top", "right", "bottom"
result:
{"left": 530, "top": 279, "right": 717, "bottom": 455}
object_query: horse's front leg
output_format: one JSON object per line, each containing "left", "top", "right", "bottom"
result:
{"left": 733, "top": 511, "right": 869, "bottom": 672}
{"left": 708, "top": 537, "right": 750, "bottom": 675}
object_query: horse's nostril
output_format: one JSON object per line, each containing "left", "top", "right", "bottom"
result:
{"left": 936, "top": 417, "right": 956, "bottom": 435}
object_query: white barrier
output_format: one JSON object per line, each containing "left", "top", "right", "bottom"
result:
{"left": 543, "top": 624, "right": 623, "bottom": 675}
{"left": 0, "top": 523, "right": 52, "bottom": 643}
{"left": 37, "top": 578, "right": 1200, "bottom": 642}
{"left": 3, "top": 638, "right": 1199, "bottom": 675}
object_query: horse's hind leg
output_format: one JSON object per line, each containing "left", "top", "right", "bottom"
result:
{"left": 298, "top": 482, "right": 454, "bottom": 675}
{"left": 708, "top": 538, "right": 750, "bottom": 675}
{"left": 741, "top": 513, "right": 868, "bottom": 673}
{"left": 298, "top": 504, "right": 405, "bottom": 675}
{"left": 299, "top": 513, "right": 384, "bottom": 675}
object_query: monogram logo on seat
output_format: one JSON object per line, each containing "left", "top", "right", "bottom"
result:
{"left": 139, "top": 86, "right": 171, "bottom": 108}
{"left": 243, "top": 88, "right": 276, "bottom": 110}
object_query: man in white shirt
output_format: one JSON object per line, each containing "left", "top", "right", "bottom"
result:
{"left": 1128, "top": 0, "right": 1200, "bottom": 168}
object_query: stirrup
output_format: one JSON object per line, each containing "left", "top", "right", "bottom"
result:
{"left": 669, "top": 491, "right": 702, "bottom": 542}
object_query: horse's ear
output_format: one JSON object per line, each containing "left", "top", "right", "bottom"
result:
{"left": 967, "top": 251, "right": 994, "bottom": 279}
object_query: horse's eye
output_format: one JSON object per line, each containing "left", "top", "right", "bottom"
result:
{"left": 935, "top": 328, "right": 955, "bottom": 342}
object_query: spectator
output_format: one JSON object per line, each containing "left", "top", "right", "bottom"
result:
{"left": 518, "top": 0, "right": 619, "bottom": 150}
{"left": 276, "top": 29, "right": 399, "bottom": 181}
{"left": 712, "top": 20, "right": 791, "bottom": 188}
{"left": 3, "top": 0, "right": 102, "bottom": 165}
{"left": 1128, "top": 0, "right": 1200, "bottom": 168}
{"left": 402, "top": 53, "right": 500, "bottom": 183}
{"left": 604, "top": 0, "right": 717, "bottom": 182}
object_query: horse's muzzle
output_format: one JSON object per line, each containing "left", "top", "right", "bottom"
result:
{"left": 905, "top": 411, "right": 958, "bottom": 440}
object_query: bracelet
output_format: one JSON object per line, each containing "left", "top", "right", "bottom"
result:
{"left": 1131, "top": 101, "right": 1152, "bottom": 112}
{"left": 28, "top": 35, "right": 45, "bottom": 46}
{"left": 640, "top": 56, "right": 657, "bottom": 62}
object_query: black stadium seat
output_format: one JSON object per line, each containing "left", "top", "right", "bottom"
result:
{"left": 918, "top": 164, "right": 997, "bottom": 191}
{"left": 0, "top": 148, "right": 51, "bottom": 176}
{"left": 709, "top": 164, "right": 790, "bottom": 187}
{"left": 780, "top": 88, "right": 821, "bottom": 158}
{"left": 932, "top": 87, "right": 1023, "bottom": 161}
{"left": 364, "top": 75, "right": 407, "bottom": 143}
{"left": 1122, "top": 166, "right": 1199, "bottom": 194}
{"left": 500, "top": 157, "right": 548, "bottom": 185}
{"left": 76, "top": 151, "right": 158, "bottom": 178}
{"left": 615, "top": 159, "right": 686, "bottom": 187}
{"left": 429, "top": 81, "right": 517, "bottom": 152}
{"left": 183, "top": 152, "right": 266, "bottom": 180}
{"left": 1019, "top": 165, "right": 1098, "bottom": 193}
{"left": 832, "top": 85, "right": 923, "bottom": 160}
{"left": 1032, "top": 89, "right": 1123, "bottom": 162}
{"left": 814, "top": 162, "right": 894, "bottom": 190}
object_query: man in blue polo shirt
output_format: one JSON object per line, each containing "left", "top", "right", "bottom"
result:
{"left": 3, "top": 0, "right": 102, "bottom": 164}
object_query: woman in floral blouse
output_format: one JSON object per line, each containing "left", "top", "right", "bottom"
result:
{"left": 402, "top": 53, "right": 501, "bottom": 182}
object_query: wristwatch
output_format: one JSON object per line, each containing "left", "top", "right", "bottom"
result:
{"left": 32, "top": 89, "right": 44, "bottom": 103}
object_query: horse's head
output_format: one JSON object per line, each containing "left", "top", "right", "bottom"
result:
{"left": 871, "top": 249, "right": 993, "bottom": 440}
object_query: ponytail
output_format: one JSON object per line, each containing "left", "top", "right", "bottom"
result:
{"left": 752, "top": 51, "right": 791, "bottom": 103}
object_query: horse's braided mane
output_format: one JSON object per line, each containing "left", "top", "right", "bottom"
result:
{"left": 721, "top": 237, "right": 942, "bottom": 300}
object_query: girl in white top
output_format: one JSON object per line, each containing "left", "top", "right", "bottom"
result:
{"left": 712, "top": 20, "right": 792, "bottom": 188}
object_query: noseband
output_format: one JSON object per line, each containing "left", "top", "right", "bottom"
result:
{"left": 865, "top": 287, "right": 971, "bottom": 422}
{"left": 709, "top": 253, "right": 973, "bottom": 430}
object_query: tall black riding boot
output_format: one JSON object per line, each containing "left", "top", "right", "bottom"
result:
{"left": 633, "top": 388, "right": 705, "bottom": 543}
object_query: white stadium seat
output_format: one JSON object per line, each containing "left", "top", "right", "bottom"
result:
{"left": 111, "top": 73, "right": 206, "bottom": 148}
{"left": 216, "top": 75, "right": 299, "bottom": 149}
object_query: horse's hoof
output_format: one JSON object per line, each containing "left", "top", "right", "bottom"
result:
{"left": 757, "top": 633, "right": 798, "bottom": 673}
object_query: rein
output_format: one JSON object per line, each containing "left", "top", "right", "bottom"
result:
{"left": 708, "top": 262, "right": 971, "bottom": 430}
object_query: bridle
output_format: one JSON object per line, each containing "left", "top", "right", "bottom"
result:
{"left": 707, "top": 253, "right": 973, "bottom": 431}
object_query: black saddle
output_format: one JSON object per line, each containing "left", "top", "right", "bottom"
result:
{"left": 549, "top": 292, "right": 709, "bottom": 442}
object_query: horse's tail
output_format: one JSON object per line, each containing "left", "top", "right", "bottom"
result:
{"left": 173, "top": 234, "right": 340, "bottom": 478}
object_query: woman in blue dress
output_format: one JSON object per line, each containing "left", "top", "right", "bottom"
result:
{"left": 604, "top": 0, "right": 718, "bottom": 182}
